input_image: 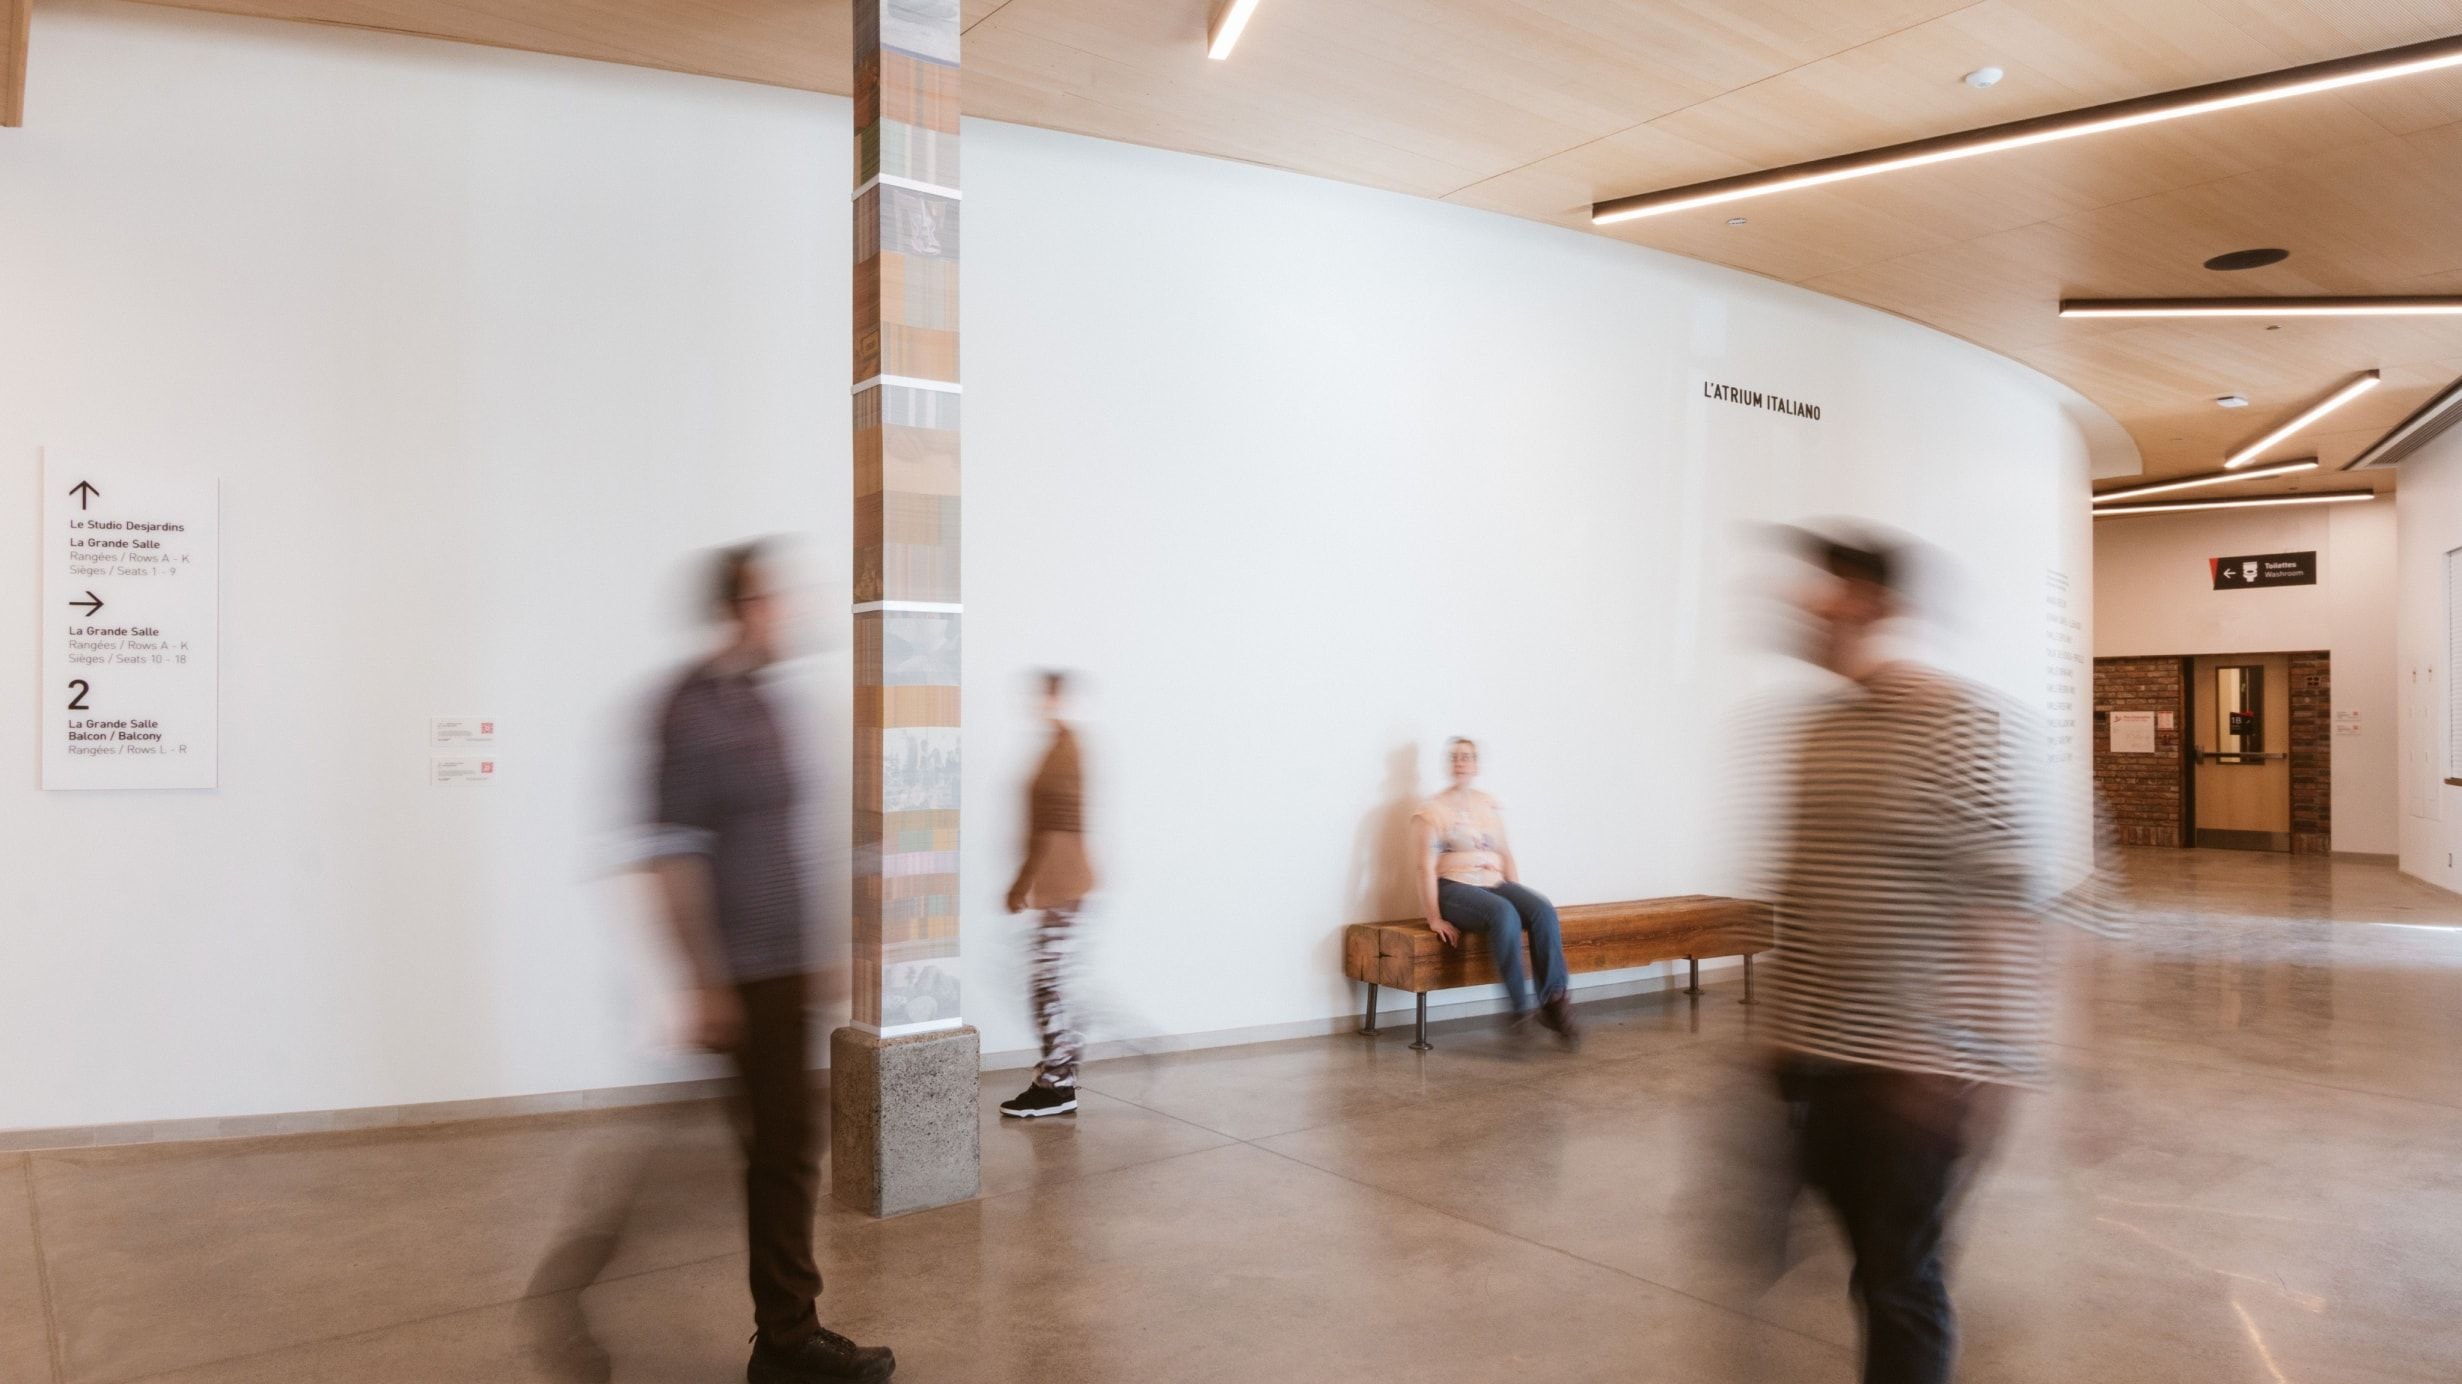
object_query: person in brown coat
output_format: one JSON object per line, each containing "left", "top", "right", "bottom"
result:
{"left": 1000, "top": 671, "right": 1096, "bottom": 1117}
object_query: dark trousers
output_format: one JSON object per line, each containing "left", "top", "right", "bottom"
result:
{"left": 1780, "top": 1060, "right": 1994, "bottom": 1384}
{"left": 732, "top": 974, "right": 821, "bottom": 1347}
{"left": 1435, "top": 878, "right": 1568, "bottom": 1013}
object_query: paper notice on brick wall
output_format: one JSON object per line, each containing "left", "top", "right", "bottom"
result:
{"left": 2109, "top": 711, "right": 2156, "bottom": 754}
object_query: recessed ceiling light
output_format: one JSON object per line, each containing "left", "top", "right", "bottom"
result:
{"left": 1593, "top": 35, "right": 2462, "bottom": 224}
{"left": 2225, "top": 371, "right": 2381, "bottom": 468}
{"left": 1964, "top": 67, "right": 2005, "bottom": 89}
{"left": 1206, "top": 0, "right": 1263, "bottom": 60}
{"left": 2204, "top": 247, "right": 2290, "bottom": 271}
{"left": 2216, "top": 395, "right": 2250, "bottom": 408}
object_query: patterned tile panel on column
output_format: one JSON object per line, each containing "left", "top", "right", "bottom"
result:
{"left": 853, "top": 185, "right": 960, "bottom": 384}
{"left": 852, "top": 0, "right": 962, "bottom": 1035}
{"left": 854, "top": 385, "right": 961, "bottom": 605}
{"left": 850, "top": 613, "right": 964, "bottom": 1032}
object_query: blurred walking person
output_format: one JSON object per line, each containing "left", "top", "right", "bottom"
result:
{"left": 1002, "top": 671, "right": 1096, "bottom": 1117}
{"left": 645, "top": 542, "right": 893, "bottom": 1384}
{"left": 1764, "top": 529, "right": 2048, "bottom": 1384}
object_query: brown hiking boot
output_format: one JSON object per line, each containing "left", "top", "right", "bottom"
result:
{"left": 1537, "top": 996, "right": 1581, "bottom": 1048}
{"left": 749, "top": 1327, "right": 895, "bottom": 1384}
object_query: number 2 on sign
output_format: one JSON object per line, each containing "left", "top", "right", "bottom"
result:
{"left": 67, "top": 680, "right": 91, "bottom": 710}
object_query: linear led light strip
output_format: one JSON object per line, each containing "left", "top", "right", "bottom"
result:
{"left": 2225, "top": 371, "right": 2379, "bottom": 469}
{"left": 2061, "top": 296, "right": 2462, "bottom": 319}
{"left": 2092, "top": 458, "right": 2318, "bottom": 505}
{"left": 1207, "top": 0, "right": 1263, "bottom": 60}
{"left": 2093, "top": 491, "right": 2375, "bottom": 519}
{"left": 2347, "top": 374, "right": 2462, "bottom": 470}
{"left": 1593, "top": 34, "right": 2462, "bottom": 224}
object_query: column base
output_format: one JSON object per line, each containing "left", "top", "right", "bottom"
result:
{"left": 829, "top": 1024, "right": 982, "bottom": 1218}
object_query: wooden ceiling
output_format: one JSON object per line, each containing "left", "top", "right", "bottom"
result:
{"left": 66, "top": 0, "right": 2462, "bottom": 493}
{"left": 5, "top": 0, "right": 30, "bottom": 127}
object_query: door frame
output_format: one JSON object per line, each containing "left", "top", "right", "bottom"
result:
{"left": 2176, "top": 654, "right": 2196, "bottom": 848}
{"left": 2173, "top": 649, "right": 2332, "bottom": 854}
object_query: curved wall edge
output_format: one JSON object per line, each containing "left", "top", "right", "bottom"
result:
{"left": 2, "top": 2, "right": 2097, "bottom": 1127}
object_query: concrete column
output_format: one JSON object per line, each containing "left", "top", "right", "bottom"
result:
{"left": 833, "top": 0, "right": 979, "bottom": 1219}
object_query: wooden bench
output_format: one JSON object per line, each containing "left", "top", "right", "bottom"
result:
{"left": 1342, "top": 894, "right": 1775, "bottom": 1049}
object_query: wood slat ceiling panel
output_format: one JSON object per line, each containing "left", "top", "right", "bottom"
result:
{"left": 961, "top": 0, "right": 1979, "bottom": 199}
{"left": 5, "top": 0, "right": 29, "bottom": 127}
{"left": 85, "top": 0, "right": 2462, "bottom": 493}
{"left": 140, "top": 0, "right": 855, "bottom": 90}
{"left": 2205, "top": 0, "right": 2462, "bottom": 55}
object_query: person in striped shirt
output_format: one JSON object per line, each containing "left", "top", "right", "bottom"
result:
{"left": 1764, "top": 528, "right": 2049, "bottom": 1384}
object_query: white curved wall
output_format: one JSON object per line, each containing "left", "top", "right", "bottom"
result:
{"left": 0, "top": 1, "right": 2102, "bottom": 1131}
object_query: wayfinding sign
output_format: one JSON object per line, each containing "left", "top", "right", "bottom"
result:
{"left": 2210, "top": 551, "right": 2316, "bottom": 590}
{"left": 41, "top": 453, "right": 221, "bottom": 790}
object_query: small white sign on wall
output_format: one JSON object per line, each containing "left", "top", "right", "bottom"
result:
{"left": 40, "top": 452, "right": 221, "bottom": 791}
{"left": 2408, "top": 667, "right": 2440, "bottom": 821}
{"left": 2109, "top": 711, "right": 2157, "bottom": 754}
{"left": 431, "top": 717, "right": 498, "bottom": 748}
{"left": 431, "top": 756, "right": 497, "bottom": 785}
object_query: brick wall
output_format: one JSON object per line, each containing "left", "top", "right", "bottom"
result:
{"left": 2094, "top": 656, "right": 2185, "bottom": 847}
{"left": 2290, "top": 650, "right": 2332, "bottom": 854}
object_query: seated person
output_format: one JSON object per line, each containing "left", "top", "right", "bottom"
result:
{"left": 1416, "top": 737, "right": 1577, "bottom": 1043}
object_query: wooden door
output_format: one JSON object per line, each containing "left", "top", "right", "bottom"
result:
{"left": 2191, "top": 653, "right": 2292, "bottom": 851}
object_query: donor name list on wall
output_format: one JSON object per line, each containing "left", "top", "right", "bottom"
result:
{"left": 2044, "top": 568, "right": 2081, "bottom": 766}
{"left": 40, "top": 453, "right": 221, "bottom": 790}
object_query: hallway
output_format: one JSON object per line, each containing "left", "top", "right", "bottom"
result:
{"left": 6, "top": 850, "right": 2458, "bottom": 1383}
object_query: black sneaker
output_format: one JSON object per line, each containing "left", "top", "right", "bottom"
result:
{"left": 748, "top": 1327, "right": 895, "bottom": 1384}
{"left": 998, "top": 1083, "right": 1078, "bottom": 1118}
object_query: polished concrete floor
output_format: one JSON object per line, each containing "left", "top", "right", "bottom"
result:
{"left": 7, "top": 849, "right": 2461, "bottom": 1383}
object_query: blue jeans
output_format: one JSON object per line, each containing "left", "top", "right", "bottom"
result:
{"left": 1436, "top": 879, "right": 1568, "bottom": 1014}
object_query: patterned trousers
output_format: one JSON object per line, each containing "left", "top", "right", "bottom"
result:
{"left": 1032, "top": 907, "right": 1080, "bottom": 1088}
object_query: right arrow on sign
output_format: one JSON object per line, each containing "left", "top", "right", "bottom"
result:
{"left": 71, "top": 591, "right": 104, "bottom": 617}
{"left": 70, "top": 480, "right": 100, "bottom": 510}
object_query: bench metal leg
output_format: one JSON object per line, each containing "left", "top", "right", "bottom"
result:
{"left": 1410, "top": 992, "right": 1431, "bottom": 1051}
{"left": 1684, "top": 956, "right": 1703, "bottom": 997}
{"left": 1741, "top": 954, "right": 1756, "bottom": 1006}
{"left": 1361, "top": 983, "right": 1380, "bottom": 1036}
